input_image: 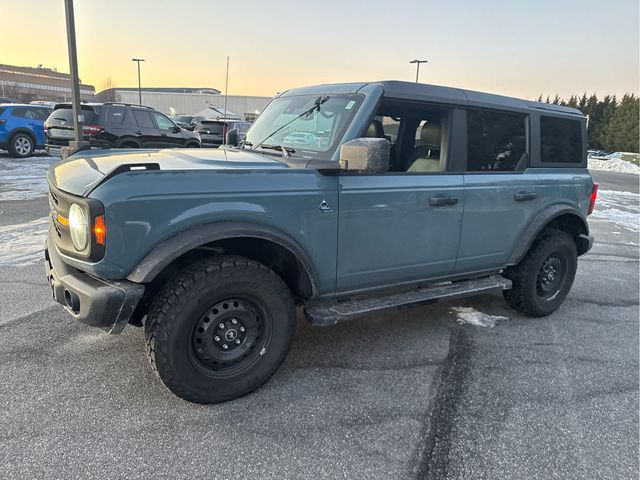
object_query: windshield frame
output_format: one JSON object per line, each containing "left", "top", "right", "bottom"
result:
{"left": 244, "top": 92, "right": 365, "bottom": 160}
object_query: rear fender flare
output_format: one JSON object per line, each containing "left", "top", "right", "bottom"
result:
{"left": 507, "top": 204, "right": 589, "bottom": 265}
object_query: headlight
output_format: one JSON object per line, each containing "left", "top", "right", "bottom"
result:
{"left": 68, "top": 203, "right": 88, "bottom": 251}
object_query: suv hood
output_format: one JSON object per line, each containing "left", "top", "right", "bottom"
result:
{"left": 47, "top": 148, "right": 288, "bottom": 196}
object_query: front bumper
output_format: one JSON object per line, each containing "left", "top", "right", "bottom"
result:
{"left": 44, "top": 234, "right": 145, "bottom": 334}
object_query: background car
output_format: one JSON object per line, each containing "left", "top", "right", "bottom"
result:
{"left": 282, "top": 131, "right": 319, "bottom": 147}
{"left": 606, "top": 151, "right": 639, "bottom": 164}
{"left": 0, "top": 103, "right": 52, "bottom": 157}
{"left": 194, "top": 119, "right": 251, "bottom": 147}
{"left": 170, "top": 115, "right": 203, "bottom": 131}
{"left": 45, "top": 102, "right": 201, "bottom": 151}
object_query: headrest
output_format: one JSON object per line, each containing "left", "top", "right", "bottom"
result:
{"left": 365, "top": 119, "right": 385, "bottom": 138}
{"left": 420, "top": 122, "right": 441, "bottom": 147}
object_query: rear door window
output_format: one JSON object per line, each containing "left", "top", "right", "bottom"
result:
{"left": 132, "top": 110, "right": 155, "bottom": 128}
{"left": 105, "top": 106, "right": 126, "bottom": 125}
{"left": 467, "top": 109, "right": 528, "bottom": 172}
{"left": 540, "top": 116, "right": 582, "bottom": 163}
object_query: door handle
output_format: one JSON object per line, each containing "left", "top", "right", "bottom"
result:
{"left": 514, "top": 191, "right": 537, "bottom": 201}
{"left": 134, "top": 131, "right": 142, "bottom": 135}
{"left": 429, "top": 195, "right": 459, "bottom": 207}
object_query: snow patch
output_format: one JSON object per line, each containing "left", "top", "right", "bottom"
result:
{"left": 0, "top": 217, "right": 49, "bottom": 267}
{"left": 451, "top": 307, "right": 508, "bottom": 327}
{"left": 0, "top": 155, "right": 57, "bottom": 201}
{"left": 591, "top": 189, "right": 640, "bottom": 233}
{"left": 588, "top": 157, "right": 640, "bottom": 175}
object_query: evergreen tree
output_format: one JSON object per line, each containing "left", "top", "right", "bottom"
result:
{"left": 603, "top": 94, "right": 639, "bottom": 152}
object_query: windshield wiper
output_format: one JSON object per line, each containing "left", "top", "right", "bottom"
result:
{"left": 259, "top": 144, "right": 295, "bottom": 159}
{"left": 250, "top": 96, "right": 329, "bottom": 153}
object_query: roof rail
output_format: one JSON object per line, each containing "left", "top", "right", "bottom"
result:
{"left": 102, "top": 102, "right": 155, "bottom": 110}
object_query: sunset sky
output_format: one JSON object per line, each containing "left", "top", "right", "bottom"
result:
{"left": 2, "top": 0, "right": 638, "bottom": 99}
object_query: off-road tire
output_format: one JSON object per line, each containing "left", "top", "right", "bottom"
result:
{"left": 503, "top": 230, "right": 577, "bottom": 317}
{"left": 9, "top": 132, "right": 34, "bottom": 158}
{"left": 144, "top": 255, "right": 296, "bottom": 403}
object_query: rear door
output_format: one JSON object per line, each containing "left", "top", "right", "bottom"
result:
{"left": 455, "top": 109, "right": 541, "bottom": 273}
{"left": 336, "top": 101, "right": 465, "bottom": 293}
{"left": 131, "top": 109, "right": 159, "bottom": 147}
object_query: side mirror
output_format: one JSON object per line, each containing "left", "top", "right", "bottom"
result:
{"left": 339, "top": 138, "right": 390, "bottom": 173}
{"left": 225, "top": 128, "right": 239, "bottom": 146}
{"left": 172, "top": 125, "right": 181, "bottom": 133}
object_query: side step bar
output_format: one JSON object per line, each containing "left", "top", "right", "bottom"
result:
{"left": 304, "top": 275, "right": 512, "bottom": 326}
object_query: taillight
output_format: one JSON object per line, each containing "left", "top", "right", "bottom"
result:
{"left": 82, "top": 125, "right": 105, "bottom": 135}
{"left": 94, "top": 215, "right": 106, "bottom": 245}
{"left": 588, "top": 182, "right": 598, "bottom": 215}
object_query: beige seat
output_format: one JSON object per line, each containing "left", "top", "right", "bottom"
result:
{"left": 407, "top": 121, "right": 446, "bottom": 173}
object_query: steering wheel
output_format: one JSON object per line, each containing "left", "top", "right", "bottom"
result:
{"left": 319, "top": 109, "right": 336, "bottom": 119}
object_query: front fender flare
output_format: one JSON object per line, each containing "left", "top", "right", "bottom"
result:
{"left": 507, "top": 204, "right": 589, "bottom": 266}
{"left": 126, "top": 221, "right": 318, "bottom": 295}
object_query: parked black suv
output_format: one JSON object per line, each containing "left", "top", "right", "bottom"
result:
{"left": 194, "top": 119, "right": 251, "bottom": 147}
{"left": 45, "top": 103, "right": 201, "bottom": 151}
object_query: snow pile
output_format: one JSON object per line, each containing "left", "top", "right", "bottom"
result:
{"left": 451, "top": 307, "right": 508, "bottom": 327}
{"left": 591, "top": 189, "right": 640, "bottom": 233}
{"left": 0, "top": 217, "right": 49, "bottom": 267}
{"left": 588, "top": 157, "right": 640, "bottom": 175}
{"left": 0, "top": 155, "right": 58, "bottom": 201}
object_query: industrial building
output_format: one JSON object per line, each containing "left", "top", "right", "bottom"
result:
{"left": 95, "top": 87, "right": 272, "bottom": 121}
{"left": 0, "top": 63, "right": 95, "bottom": 103}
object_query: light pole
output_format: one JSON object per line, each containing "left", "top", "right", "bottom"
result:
{"left": 409, "top": 59, "right": 428, "bottom": 83}
{"left": 63, "top": 0, "right": 87, "bottom": 156}
{"left": 131, "top": 58, "right": 145, "bottom": 105}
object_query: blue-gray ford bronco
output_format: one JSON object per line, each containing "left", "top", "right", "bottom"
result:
{"left": 45, "top": 81, "right": 597, "bottom": 403}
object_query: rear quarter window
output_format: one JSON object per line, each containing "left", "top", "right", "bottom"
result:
{"left": 540, "top": 116, "right": 582, "bottom": 164}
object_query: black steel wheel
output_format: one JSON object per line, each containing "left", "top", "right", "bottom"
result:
{"left": 145, "top": 256, "right": 296, "bottom": 403}
{"left": 503, "top": 230, "right": 577, "bottom": 317}
{"left": 536, "top": 253, "right": 567, "bottom": 300}
{"left": 189, "top": 297, "right": 271, "bottom": 377}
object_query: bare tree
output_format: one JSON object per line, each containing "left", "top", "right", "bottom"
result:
{"left": 99, "top": 78, "right": 118, "bottom": 102}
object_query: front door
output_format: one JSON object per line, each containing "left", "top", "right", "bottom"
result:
{"left": 336, "top": 102, "right": 464, "bottom": 293}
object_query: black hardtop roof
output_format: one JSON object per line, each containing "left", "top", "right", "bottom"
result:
{"left": 282, "top": 80, "right": 583, "bottom": 117}
{"left": 377, "top": 80, "right": 583, "bottom": 116}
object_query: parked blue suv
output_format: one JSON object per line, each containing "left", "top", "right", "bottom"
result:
{"left": 0, "top": 104, "right": 51, "bottom": 157}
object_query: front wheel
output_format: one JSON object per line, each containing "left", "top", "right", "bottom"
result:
{"left": 144, "top": 256, "right": 296, "bottom": 403}
{"left": 503, "top": 230, "right": 577, "bottom": 317}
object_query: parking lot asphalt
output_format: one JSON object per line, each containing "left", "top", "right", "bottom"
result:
{"left": 0, "top": 153, "right": 638, "bottom": 479}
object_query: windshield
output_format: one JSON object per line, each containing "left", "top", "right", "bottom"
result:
{"left": 245, "top": 93, "right": 363, "bottom": 158}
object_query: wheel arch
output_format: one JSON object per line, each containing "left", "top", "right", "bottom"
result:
{"left": 507, "top": 205, "right": 590, "bottom": 266}
{"left": 10, "top": 128, "right": 37, "bottom": 144}
{"left": 127, "top": 221, "right": 318, "bottom": 300}
{"left": 116, "top": 137, "right": 142, "bottom": 148}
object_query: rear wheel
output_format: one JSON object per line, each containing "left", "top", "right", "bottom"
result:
{"left": 503, "top": 230, "right": 577, "bottom": 317}
{"left": 9, "top": 133, "right": 34, "bottom": 158}
{"left": 144, "top": 256, "right": 296, "bottom": 403}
